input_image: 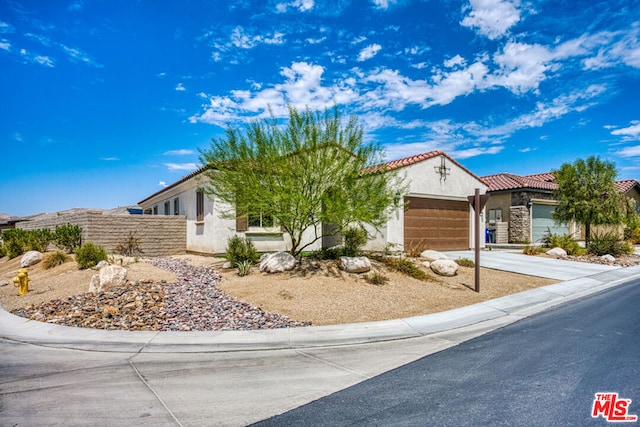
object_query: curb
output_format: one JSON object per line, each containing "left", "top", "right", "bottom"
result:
{"left": 2, "top": 265, "right": 640, "bottom": 353}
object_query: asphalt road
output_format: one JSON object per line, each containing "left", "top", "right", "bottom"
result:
{"left": 254, "top": 278, "right": 640, "bottom": 427}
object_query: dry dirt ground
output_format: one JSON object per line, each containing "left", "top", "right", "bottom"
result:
{"left": 0, "top": 252, "right": 556, "bottom": 326}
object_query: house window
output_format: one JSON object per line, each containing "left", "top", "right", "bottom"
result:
{"left": 164, "top": 201, "right": 170, "bottom": 215}
{"left": 174, "top": 197, "right": 180, "bottom": 215}
{"left": 489, "top": 208, "right": 502, "bottom": 224}
{"left": 248, "top": 212, "right": 275, "bottom": 228}
{"left": 196, "top": 190, "right": 204, "bottom": 222}
{"left": 153, "top": 205, "right": 158, "bottom": 215}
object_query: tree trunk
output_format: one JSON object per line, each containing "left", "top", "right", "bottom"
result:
{"left": 585, "top": 222, "right": 591, "bottom": 246}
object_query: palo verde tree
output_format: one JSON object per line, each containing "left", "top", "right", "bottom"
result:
{"left": 199, "top": 106, "right": 405, "bottom": 256}
{"left": 552, "top": 156, "right": 623, "bottom": 244}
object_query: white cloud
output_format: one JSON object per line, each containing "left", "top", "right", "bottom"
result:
{"left": 371, "top": 0, "right": 398, "bottom": 10}
{"left": 0, "top": 21, "right": 14, "bottom": 34}
{"left": 164, "top": 149, "right": 195, "bottom": 156}
{"left": 489, "top": 42, "right": 553, "bottom": 94}
{"left": 444, "top": 55, "right": 466, "bottom": 68}
{"left": 461, "top": 0, "right": 522, "bottom": 40}
{"left": 227, "top": 26, "right": 285, "bottom": 49}
{"left": 102, "top": 157, "right": 119, "bottom": 161}
{"left": 357, "top": 43, "right": 382, "bottom": 61}
{"left": 175, "top": 83, "right": 186, "bottom": 91}
{"left": 616, "top": 146, "right": 640, "bottom": 158}
{"left": 164, "top": 162, "right": 199, "bottom": 172}
{"left": 13, "top": 132, "right": 23, "bottom": 141}
{"left": 277, "top": 0, "right": 314, "bottom": 12}
{"left": 159, "top": 181, "right": 168, "bottom": 188}
{"left": 0, "top": 39, "right": 10, "bottom": 51}
{"left": 611, "top": 121, "right": 640, "bottom": 143}
{"left": 34, "top": 55, "right": 55, "bottom": 67}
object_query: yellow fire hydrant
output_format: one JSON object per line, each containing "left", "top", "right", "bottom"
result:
{"left": 13, "top": 268, "right": 30, "bottom": 296}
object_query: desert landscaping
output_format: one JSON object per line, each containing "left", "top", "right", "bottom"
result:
{"left": 0, "top": 251, "right": 559, "bottom": 330}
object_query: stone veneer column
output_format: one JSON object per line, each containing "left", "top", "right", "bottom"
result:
{"left": 509, "top": 205, "right": 530, "bottom": 243}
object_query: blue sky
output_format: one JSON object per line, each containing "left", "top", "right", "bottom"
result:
{"left": 2, "top": 0, "right": 640, "bottom": 216}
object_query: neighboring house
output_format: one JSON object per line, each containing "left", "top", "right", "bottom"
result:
{"left": 483, "top": 172, "right": 640, "bottom": 244}
{"left": 138, "top": 150, "right": 488, "bottom": 254}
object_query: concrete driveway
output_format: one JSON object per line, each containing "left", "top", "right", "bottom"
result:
{"left": 445, "top": 249, "right": 619, "bottom": 280}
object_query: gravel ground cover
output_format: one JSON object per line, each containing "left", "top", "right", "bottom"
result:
{"left": 10, "top": 257, "right": 311, "bottom": 331}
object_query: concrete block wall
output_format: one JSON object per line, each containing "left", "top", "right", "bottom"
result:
{"left": 17, "top": 210, "right": 186, "bottom": 256}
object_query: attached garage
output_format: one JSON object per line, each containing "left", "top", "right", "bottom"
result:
{"left": 531, "top": 203, "right": 569, "bottom": 243}
{"left": 404, "top": 196, "right": 470, "bottom": 251}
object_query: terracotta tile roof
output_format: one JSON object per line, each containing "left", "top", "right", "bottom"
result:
{"left": 615, "top": 179, "right": 640, "bottom": 194}
{"left": 369, "top": 150, "right": 486, "bottom": 183}
{"left": 482, "top": 173, "right": 558, "bottom": 192}
{"left": 525, "top": 172, "right": 556, "bottom": 182}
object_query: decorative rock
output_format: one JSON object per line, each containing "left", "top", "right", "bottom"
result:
{"left": 601, "top": 254, "right": 616, "bottom": 262}
{"left": 430, "top": 259, "right": 459, "bottom": 277}
{"left": 259, "top": 252, "right": 297, "bottom": 273}
{"left": 546, "top": 247, "right": 567, "bottom": 257}
{"left": 20, "top": 251, "right": 43, "bottom": 268}
{"left": 88, "top": 265, "right": 128, "bottom": 294}
{"left": 96, "top": 260, "right": 110, "bottom": 269}
{"left": 422, "top": 261, "right": 431, "bottom": 269}
{"left": 222, "top": 261, "right": 233, "bottom": 269}
{"left": 420, "top": 250, "right": 448, "bottom": 261}
{"left": 338, "top": 256, "right": 371, "bottom": 273}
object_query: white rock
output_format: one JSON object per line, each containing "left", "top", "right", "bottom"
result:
{"left": 20, "top": 251, "right": 43, "bottom": 268}
{"left": 338, "top": 256, "right": 371, "bottom": 273}
{"left": 420, "top": 250, "right": 448, "bottom": 261}
{"left": 96, "top": 260, "right": 110, "bottom": 269}
{"left": 430, "top": 259, "right": 459, "bottom": 277}
{"left": 546, "top": 247, "right": 567, "bottom": 257}
{"left": 259, "top": 252, "right": 296, "bottom": 273}
{"left": 601, "top": 254, "right": 616, "bottom": 262}
{"left": 88, "top": 265, "right": 128, "bottom": 294}
{"left": 222, "top": 261, "right": 233, "bottom": 269}
{"left": 422, "top": 261, "right": 431, "bottom": 269}
{"left": 0, "top": 279, "right": 9, "bottom": 287}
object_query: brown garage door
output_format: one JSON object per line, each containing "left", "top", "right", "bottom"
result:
{"left": 404, "top": 196, "right": 469, "bottom": 251}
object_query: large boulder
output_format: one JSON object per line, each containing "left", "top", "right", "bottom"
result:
{"left": 420, "top": 250, "right": 448, "bottom": 261}
{"left": 546, "top": 247, "right": 567, "bottom": 257}
{"left": 259, "top": 252, "right": 297, "bottom": 273}
{"left": 338, "top": 256, "right": 371, "bottom": 273}
{"left": 21, "top": 251, "right": 44, "bottom": 268}
{"left": 430, "top": 259, "right": 459, "bottom": 277}
{"left": 88, "top": 264, "right": 128, "bottom": 294}
{"left": 601, "top": 254, "right": 616, "bottom": 263}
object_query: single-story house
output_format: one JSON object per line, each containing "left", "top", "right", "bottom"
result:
{"left": 138, "top": 150, "right": 488, "bottom": 254}
{"left": 482, "top": 172, "right": 640, "bottom": 244}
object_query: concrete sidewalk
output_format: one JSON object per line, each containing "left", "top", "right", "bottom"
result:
{"left": 2, "top": 259, "right": 639, "bottom": 353}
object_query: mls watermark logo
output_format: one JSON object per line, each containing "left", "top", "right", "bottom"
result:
{"left": 592, "top": 393, "right": 638, "bottom": 422}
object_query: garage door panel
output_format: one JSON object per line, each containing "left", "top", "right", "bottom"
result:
{"left": 404, "top": 197, "right": 469, "bottom": 251}
{"left": 532, "top": 204, "right": 569, "bottom": 243}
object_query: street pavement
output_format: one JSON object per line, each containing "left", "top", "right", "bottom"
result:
{"left": 1, "top": 252, "right": 640, "bottom": 426}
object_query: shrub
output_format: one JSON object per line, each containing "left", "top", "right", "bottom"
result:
{"left": 75, "top": 242, "right": 108, "bottom": 269}
{"left": 2, "top": 229, "right": 28, "bottom": 258}
{"left": 0, "top": 242, "right": 5, "bottom": 258}
{"left": 522, "top": 245, "right": 544, "bottom": 256}
{"left": 364, "top": 271, "right": 389, "bottom": 286}
{"left": 369, "top": 254, "right": 429, "bottom": 281}
{"left": 342, "top": 226, "right": 368, "bottom": 257}
{"left": 405, "top": 239, "right": 428, "bottom": 258}
{"left": 455, "top": 258, "right": 475, "bottom": 267}
{"left": 226, "top": 235, "right": 259, "bottom": 266}
{"left": 54, "top": 223, "right": 82, "bottom": 253}
{"left": 26, "top": 228, "right": 54, "bottom": 252}
{"left": 313, "top": 246, "right": 343, "bottom": 260}
{"left": 43, "top": 250, "right": 71, "bottom": 269}
{"left": 587, "top": 230, "right": 635, "bottom": 257}
{"left": 115, "top": 231, "right": 143, "bottom": 256}
{"left": 236, "top": 260, "right": 252, "bottom": 277}
{"left": 545, "top": 233, "right": 586, "bottom": 256}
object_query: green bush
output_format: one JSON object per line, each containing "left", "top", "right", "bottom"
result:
{"left": 226, "top": 235, "right": 259, "bottom": 266}
{"left": 236, "top": 259, "right": 253, "bottom": 277}
{"left": 369, "top": 254, "right": 429, "bottom": 281}
{"left": 364, "top": 271, "right": 389, "bottom": 286}
{"left": 545, "top": 233, "right": 586, "bottom": 256}
{"left": 54, "top": 223, "right": 83, "bottom": 253}
{"left": 26, "top": 228, "right": 54, "bottom": 252}
{"left": 342, "top": 226, "right": 368, "bottom": 257}
{"left": 75, "top": 242, "right": 108, "bottom": 269}
{"left": 455, "top": 258, "right": 475, "bottom": 267}
{"left": 587, "top": 231, "right": 635, "bottom": 257}
{"left": 2, "top": 229, "right": 28, "bottom": 258}
{"left": 0, "top": 242, "right": 5, "bottom": 258}
{"left": 43, "top": 250, "right": 71, "bottom": 269}
{"left": 522, "top": 245, "right": 544, "bottom": 256}
{"left": 313, "top": 246, "right": 344, "bottom": 260}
